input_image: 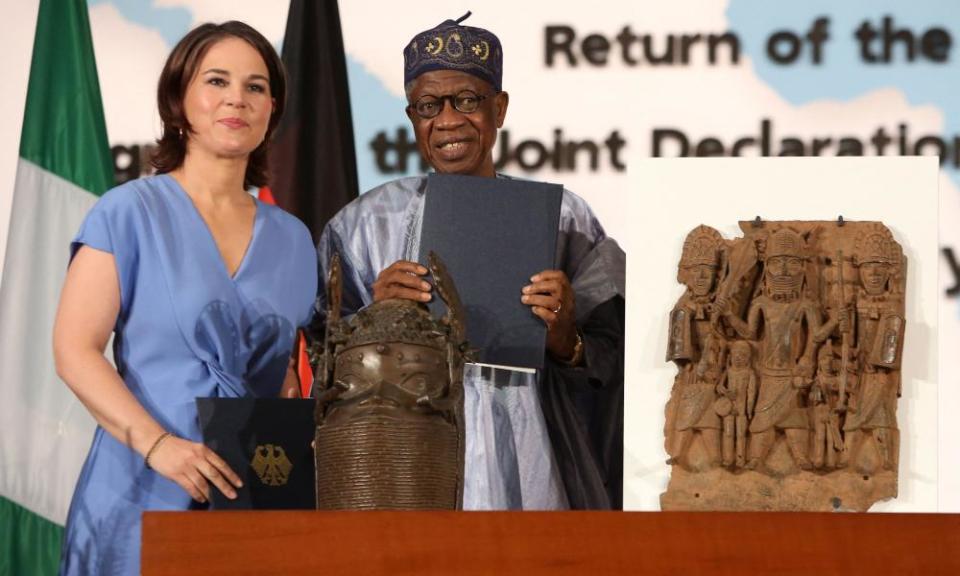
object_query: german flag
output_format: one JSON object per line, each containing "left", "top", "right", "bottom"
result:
{"left": 268, "top": 0, "right": 358, "bottom": 244}
{"left": 263, "top": 0, "right": 359, "bottom": 396}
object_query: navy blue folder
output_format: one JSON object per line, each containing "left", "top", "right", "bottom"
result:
{"left": 197, "top": 398, "right": 315, "bottom": 510}
{"left": 417, "top": 173, "right": 563, "bottom": 371}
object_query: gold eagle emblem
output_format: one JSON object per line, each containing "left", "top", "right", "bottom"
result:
{"left": 250, "top": 444, "right": 292, "bottom": 486}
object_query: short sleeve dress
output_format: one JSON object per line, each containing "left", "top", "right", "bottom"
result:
{"left": 58, "top": 175, "right": 317, "bottom": 576}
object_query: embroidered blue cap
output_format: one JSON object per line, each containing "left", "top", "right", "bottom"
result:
{"left": 403, "top": 12, "right": 503, "bottom": 92}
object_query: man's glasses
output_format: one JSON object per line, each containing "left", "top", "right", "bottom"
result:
{"left": 409, "top": 90, "right": 490, "bottom": 119}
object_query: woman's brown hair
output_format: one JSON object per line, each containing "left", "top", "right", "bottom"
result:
{"left": 151, "top": 21, "right": 286, "bottom": 189}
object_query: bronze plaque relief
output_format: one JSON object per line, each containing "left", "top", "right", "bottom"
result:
{"left": 661, "top": 221, "right": 905, "bottom": 511}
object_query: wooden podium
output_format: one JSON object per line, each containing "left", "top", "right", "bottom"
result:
{"left": 142, "top": 511, "right": 960, "bottom": 575}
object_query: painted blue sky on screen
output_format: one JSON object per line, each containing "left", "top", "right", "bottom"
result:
{"left": 89, "top": 0, "right": 960, "bottom": 193}
{"left": 89, "top": 0, "right": 190, "bottom": 47}
{"left": 727, "top": 0, "right": 960, "bottom": 182}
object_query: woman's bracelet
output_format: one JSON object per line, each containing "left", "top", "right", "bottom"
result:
{"left": 144, "top": 431, "right": 172, "bottom": 470}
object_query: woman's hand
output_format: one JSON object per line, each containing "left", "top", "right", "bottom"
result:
{"left": 147, "top": 435, "right": 243, "bottom": 503}
{"left": 522, "top": 270, "right": 578, "bottom": 361}
{"left": 278, "top": 356, "right": 301, "bottom": 398}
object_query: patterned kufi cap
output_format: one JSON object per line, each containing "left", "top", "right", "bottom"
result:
{"left": 404, "top": 12, "right": 503, "bottom": 92}
{"left": 765, "top": 228, "right": 806, "bottom": 260}
{"left": 680, "top": 225, "right": 723, "bottom": 268}
{"left": 854, "top": 224, "right": 899, "bottom": 265}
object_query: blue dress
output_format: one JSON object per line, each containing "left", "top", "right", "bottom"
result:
{"left": 59, "top": 175, "right": 317, "bottom": 576}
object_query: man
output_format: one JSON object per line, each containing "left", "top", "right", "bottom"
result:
{"left": 314, "top": 14, "right": 625, "bottom": 509}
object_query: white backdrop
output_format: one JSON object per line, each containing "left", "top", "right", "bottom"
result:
{"left": 2, "top": 1, "right": 959, "bottom": 512}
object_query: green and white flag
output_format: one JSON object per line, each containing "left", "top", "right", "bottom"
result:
{"left": 0, "top": 0, "right": 112, "bottom": 573}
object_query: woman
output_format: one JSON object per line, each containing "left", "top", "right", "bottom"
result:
{"left": 53, "top": 21, "right": 316, "bottom": 575}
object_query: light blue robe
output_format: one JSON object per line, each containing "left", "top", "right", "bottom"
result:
{"left": 315, "top": 175, "right": 624, "bottom": 510}
{"left": 59, "top": 175, "right": 316, "bottom": 576}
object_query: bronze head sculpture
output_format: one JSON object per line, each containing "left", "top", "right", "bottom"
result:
{"left": 313, "top": 252, "right": 469, "bottom": 509}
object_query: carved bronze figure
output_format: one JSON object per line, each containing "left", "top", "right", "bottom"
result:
{"left": 809, "top": 343, "right": 843, "bottom": 470}
{"left": 313, "top": 252, "right": 469, "bottom": 509}
{"left": 664, "top": 225, "right": 725, "bottom": 470}
{"left": 716, "top": 340, "right": 757, "bottom": 469}
{"left": 841, "top": 224, "right": 904, "bottom": 473}
{"left": 661, "top": 221, "right": 906, "bottom": 512}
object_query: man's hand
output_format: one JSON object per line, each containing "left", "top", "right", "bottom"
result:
{"left": 373, "top": 260, "right": 432, "bottom": 303}
{"left": 522, "top": 270, "right": 578, "bottom": 360}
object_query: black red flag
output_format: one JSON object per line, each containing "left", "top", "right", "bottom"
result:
{"left": 263, "top": 0, "right": 359, "bottom": 397}
{"left": 268, "top": 0, "right": 359, "bottom": 244}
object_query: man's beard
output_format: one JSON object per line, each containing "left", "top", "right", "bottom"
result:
{"left": 767, "top": 274, "right": 801, "bottom": 300}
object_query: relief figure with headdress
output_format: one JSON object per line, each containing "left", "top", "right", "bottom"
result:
{"left": 665, "top": 225, "right": 726, "bottom": 468}
{"left": 841, "top": 224, "right": 905, "bottom": 473}
{"left": 717, "top": 227, "right": 838, "bottom": 471}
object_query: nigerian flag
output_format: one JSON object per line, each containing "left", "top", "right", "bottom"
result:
{"left": 0, "top": 0, "right": 112, "bottom": 573}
